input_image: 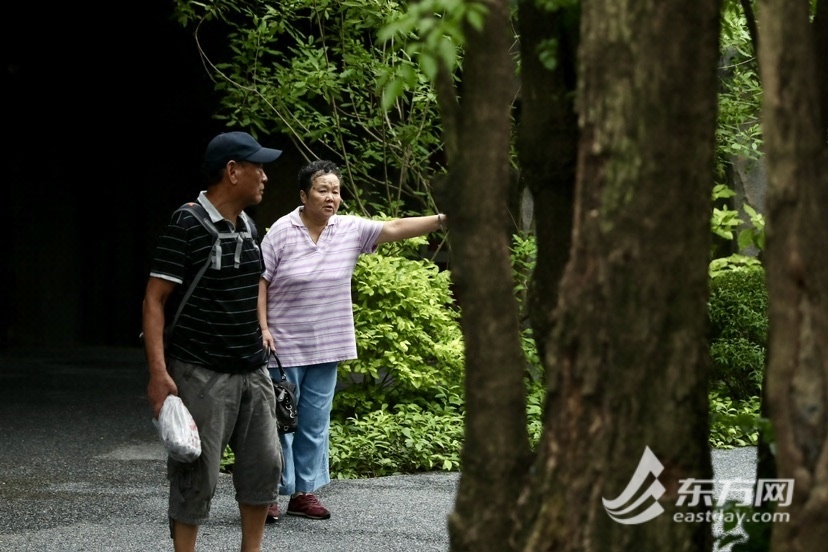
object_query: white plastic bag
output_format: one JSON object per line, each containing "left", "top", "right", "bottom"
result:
{"left": 153, "top": 395, "right": 201, "bottom": 463}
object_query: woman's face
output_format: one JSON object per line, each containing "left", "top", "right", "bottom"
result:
{"left": 301, "top": 173, "right": 341, "bottom": 221}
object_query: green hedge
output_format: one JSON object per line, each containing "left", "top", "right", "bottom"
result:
{"left": 708, "top": 266, "right": 767, "bottom": 401}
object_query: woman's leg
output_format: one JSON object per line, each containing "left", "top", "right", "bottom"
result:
{"left": 279, "top": 362, "right": 338, "bottom": 495}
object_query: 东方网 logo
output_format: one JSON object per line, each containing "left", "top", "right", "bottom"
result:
{"left": 602, "top": 446, "right": 666, "bottom": 525}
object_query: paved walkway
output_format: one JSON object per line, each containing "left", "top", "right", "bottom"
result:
{"left": 0, "top": 347, "right": 456, "bottom": 551}
{"left": 0, "top": 347, "right": 756, "bottom": 551}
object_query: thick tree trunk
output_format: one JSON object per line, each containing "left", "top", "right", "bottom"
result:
{"left": 446, "top": 1, "right": 533, "bottom": 550}
{"left": 517, "top": 0, "right": 579, "bottom": 361}
{"left": 757, "top": 1, "right": 828, "bottom": 550}
{"left": 514, "top": 1, "right": 721, "bottom": 550}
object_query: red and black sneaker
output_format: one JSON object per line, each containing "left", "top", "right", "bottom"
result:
{"left": 286, "top": 493, "right": 331, "bottom": 520}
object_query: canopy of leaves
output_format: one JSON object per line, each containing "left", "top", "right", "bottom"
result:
{"left": 172, "top": 0, "right": 447, "bottom": 218}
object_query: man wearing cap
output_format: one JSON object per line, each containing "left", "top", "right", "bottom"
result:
{"left": 142, "top": 131, "right": 284, "bottom": 551}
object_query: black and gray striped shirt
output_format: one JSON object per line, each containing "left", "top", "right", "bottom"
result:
{"left": 148, "top": 197, "right": 266, "bottom": 373}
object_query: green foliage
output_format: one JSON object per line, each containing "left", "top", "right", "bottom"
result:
{"left": 713, "top": 203, "right": 764, "bottom": 255}
{"left": 706, "top": 267, "right": 766, "bottom": 449}
{"left": 510, "top": 231, "right": 537, "bottom": 316}
{"left": 710, "top": 185, "right": 738, "bottom": 240}
{"left": 330, "top": 401, "right": 464, "bottom": 478}
{"left": 508, "top": 232, "right": 544, "bottom": 449}
{"left": 708, "top": 266, "right": 767, "bottom": 403}
{"left": 709, "top": 253, "right": 763, "bottom": 278}
{"left": 716, "top": 5, "right": 763, "bottom": 177}
{"left": 330, "top": 375, "right": 546, "bottom": 479}
{"left": 711, "top": 5, "right": 765, "bottom": 282}
{"left": 221, "top": 445, "right": 235, "bottom": 472}
{"left": 709, "top": 267, "right": 767, "bottom": 342}
{"left": 377, "top": 0, "right": 486, "bottom": 89}
{"left": 525, "top": 373, "right": 545, "bottom": 448}
{"left": 335, "top": 248, "right": 464, "bottom": 419}
{"left": 708, "top": 390, "right": 761, "bottom": 448}
{"left": 171, "top": 0, "right": 447, "bottom": 217}
{"left": 710, "top": 338, "right": 765, "bottom": 401}
{"left": 738, "top": 203, "right": 766, "bottom": 250}
{"left": 709, "top": 184, "right": 765, "bottom": 277}
{"left": 508, "top": 231, "right": 766, "bottom": 451}
{"left": 327, "top": 233, "right": 547, "bottom": 477}
{"left": 509, "top": 232, "right": 541, "bottom": 358}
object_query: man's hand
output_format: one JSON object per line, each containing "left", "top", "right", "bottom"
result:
{"left": 148, "top": 370, "right": 177, "bottom": 419}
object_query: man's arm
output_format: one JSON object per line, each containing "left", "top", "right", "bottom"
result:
{"left": 142, "top": 276, "right": 178, "bottom": 418}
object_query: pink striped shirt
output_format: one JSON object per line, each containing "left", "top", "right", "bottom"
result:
{"left": 260, "top": 207, "right": 384, "bottom": 366}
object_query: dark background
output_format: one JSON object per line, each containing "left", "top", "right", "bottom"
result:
{"left": 1, "top": 1, "right": 300, "bottom": 349}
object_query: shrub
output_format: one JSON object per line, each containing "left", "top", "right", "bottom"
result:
{"left": 329, "top": 378, "right": 545, "bottom": 478}
{"left": 708, "top": 267, "right": 767, "bottom": 402}
{"left": 708, "top": 267, "right": 768, "bottom": 343}
{"left": 708, "top": 390, "right": 761, "bottom": 448}
{"left": 335, "top": 245, "right": 465, "bottom": 420}
{"left": 330, "top": 400, "right": 464, "bottom": 479}
{"left": 710, "top": 338, "right": 765, "bottom": 401}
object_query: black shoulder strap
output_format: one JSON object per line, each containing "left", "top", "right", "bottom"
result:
{"left": 178, "top": 202, "right": 218, "bottom": 239}
{"left": 246, "top": 216, "right": 259, "bottom": 241}
{"left": 166, "top": 202, "right": 261, "bottom": 339}
{"left": 181, "top": 201, "right": 258, "bottom": 241}
{"left": 166, "top": 203, "right": 219, "bottom": 339}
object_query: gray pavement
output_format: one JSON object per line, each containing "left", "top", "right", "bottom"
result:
{"left": 0, "top": 347, "right": 757, "bottom": 551}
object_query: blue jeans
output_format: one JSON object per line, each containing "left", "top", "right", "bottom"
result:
{"left": 269, "top": 361, "right": 338, "bottom": 495}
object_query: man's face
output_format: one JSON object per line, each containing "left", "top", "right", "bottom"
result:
{"left": 232, "top": 160, "right": 268, "bottom": 205}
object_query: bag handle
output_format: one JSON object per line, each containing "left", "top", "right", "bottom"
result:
{"left": 270, "top": 351, "right": 288, "bottom": 381}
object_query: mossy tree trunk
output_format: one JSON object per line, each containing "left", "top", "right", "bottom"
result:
{"left": 512, "top": 0, "right": 721, "bottom": 550}
{"left": 757, "top": 0, "right": 828, "bottom": 550}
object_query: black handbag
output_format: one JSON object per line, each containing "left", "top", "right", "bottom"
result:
{"left": 270, "top": 352, "right": 298, "bottom": 434}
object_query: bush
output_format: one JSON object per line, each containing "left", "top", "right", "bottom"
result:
{"left": 708, "top": 267, "right": 767, "bottom": 403}
{"left": 708, "top": 390, "right": 761, "bottom": 448}
{"left": 335, "top": 245, "right": 465, "bottom": 420}
{"left": 329, "top": 377, "right": 546, "bottom": 478}
{"left": 327, "top": 234, "right": 550, "bottom": 477}
{"left": 330, "top": 400, "right": 464, "bottom": 479}
{"left": 708, "top": 266, "right": 768, "bottom": 342}
{"left": 326, "top": 244, "right": 466, "bottom": 477}
{"left": 710, "top": 338, "right": 765, "bottom": 401}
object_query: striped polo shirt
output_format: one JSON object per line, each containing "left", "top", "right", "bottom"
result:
{"left": 148, "top": 192, "right": 266, "bottom": 373}
{"left": 260, "top": 207, "right": 384, "bottom": 367}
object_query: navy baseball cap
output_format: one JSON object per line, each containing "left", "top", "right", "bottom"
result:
{"left": 203, "top": 131, "right": 283, "bottom": 172}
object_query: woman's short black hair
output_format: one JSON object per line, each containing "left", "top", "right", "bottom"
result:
{"left": 298, "top": 160, "right": 341, "bottom": 193}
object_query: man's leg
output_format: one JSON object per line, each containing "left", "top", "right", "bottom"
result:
{"left": 232, "top": 368, "right": 281, "bottom": 550}
{"left": 239, "top": 503, "right": 268, "bottom": 552}
{"left": 172, "top": 520, "right": 198, "bottom": 552}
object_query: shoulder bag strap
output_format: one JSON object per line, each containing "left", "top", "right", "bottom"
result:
{"left": 166, "top": 203, "right": 218, "bottom": 339}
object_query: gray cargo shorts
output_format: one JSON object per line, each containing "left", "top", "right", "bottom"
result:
{"left": 165, "top": 359, "right": 282, "bottom": 526}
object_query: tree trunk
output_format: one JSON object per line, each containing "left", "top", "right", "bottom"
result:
{"left": 446, "top": 1, "right": 533, "bottom": 550}
{"left": 757, "top": 1, "right": 828, "bottom": 550}
{"left": 514, "top": 0, "right": 721, "bottom": 550}
{"left": 517, "top": 0, "right": 579, "bottom": 362}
